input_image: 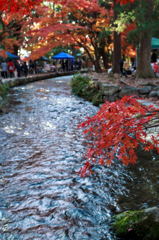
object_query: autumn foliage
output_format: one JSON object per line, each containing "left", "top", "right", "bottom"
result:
{"left": 78, "top": 96, "right": 159, "bottom": 178}
{"left": 116, "top": 0, "right": 135, "bottom": 4}
{"left": 0, "top": 0, "right": 42, "bottom": 13}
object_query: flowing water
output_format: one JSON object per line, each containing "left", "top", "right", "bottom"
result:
{"left": 0, "top": 76, "right": 159, "bottom": 240}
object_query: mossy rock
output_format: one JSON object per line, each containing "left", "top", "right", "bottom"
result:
{"left": 113, "top": 207, "right": 159, "bottom": 240}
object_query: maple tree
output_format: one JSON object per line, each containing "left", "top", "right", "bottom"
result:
{"left": 121, "top": 23, "right": 137, "bottom": 58}
{"left": 0, "top": 0, "right": 42, "bottom": 14}
{"left": 22, "top": 0, "right": 113, "bottom": 72}
{"left": 0, "top": 11, "right": 24, "bottom": 53}
{"left": 0, "top": 0, "right": 42, "bottom": 57}
{"left": 78, "top": 95, "right": 159, "bottom": 178}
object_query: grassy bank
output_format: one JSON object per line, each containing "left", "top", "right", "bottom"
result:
{"left": 0, "top": 84, "right": 10, "bottom": 111}
{"left": 70, "top": 74, "right": 103, "bottom": 106}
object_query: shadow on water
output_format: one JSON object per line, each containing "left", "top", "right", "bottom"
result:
{"left": 0, "top": 76, "right": 159, "bottom": 239}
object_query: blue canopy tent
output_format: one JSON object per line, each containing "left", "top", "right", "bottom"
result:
{"left": 53, "top": 52, "right": 75, "bottom": 59}
{"left": 0, "top": 51, "right": 20, "bottom": 60}
{"left": 6, "top": 52, "right": 20, "bottom": 60}
{"left": 53, "top": 52, "right": 75, "bottom": 71}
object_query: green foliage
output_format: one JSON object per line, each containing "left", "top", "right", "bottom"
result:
{"left": 70, "top": 74, "right": 103, "bottom": 106}
{"left": 113, "top": 210, "right": 159, "bottom": 240}
{"left": 0, "top": 84, "right": 9, "bottom": 98}
{"left": 113, "top": 0, "right": 159, "bottom": 49}
{"left": 92, "top": 91, "right": 103, "bottom": 106}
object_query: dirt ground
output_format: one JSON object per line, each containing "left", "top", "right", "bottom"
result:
{"left": 87, "top": 71, "right": 159, "bottom": 107}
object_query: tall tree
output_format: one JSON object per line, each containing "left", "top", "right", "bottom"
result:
{"left": 116, "top": 0, "right": 159, "bottom": 78}
{"left": 112, "top": 0, "right": 121, "bottom": 73}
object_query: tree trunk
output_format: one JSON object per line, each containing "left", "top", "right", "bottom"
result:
{"left": 94, "top": 44, "right": 102, "bottom": 72}
{"left": 112, "top": 0, "right": 121, "bottom": 73}
{"left": 101, "top": 46, "right": 109, "bottom": 69}
{"left": 136, "top": 31, "right": 154, "bottom": 78}
{"left": 83, "top": 45, "right": 102, "bottom": 72}
{"left": 136, "top": 0, "right": 155, "bottom": 78}
{"left": 94, "top": 54, "right": 102, "bottom": 73}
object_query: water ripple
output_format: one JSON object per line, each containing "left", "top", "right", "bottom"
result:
{"left": 0, "top": 76, "right": 159, "bottom": 239}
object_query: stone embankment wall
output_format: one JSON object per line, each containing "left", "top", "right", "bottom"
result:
{"left": 1, "top": 70, "right": 87, "bottom": 89}
{"left": 92, "top": 79, "right": 159, "bottom": 102}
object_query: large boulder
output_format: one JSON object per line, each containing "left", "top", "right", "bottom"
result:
{"left": 156, "top": 90, "right": 159, "bottom": 98}
{"left": 103, "top": 95, "right": 119, "bottom": 102}
{"left": 118, "top": 87, "right": 139, "bottom": 98}
{"left": 138, "top": 86, "right": 152, "bottom": 94}
{"left": 148, "top": 91, "right": 158, "bottom": 98}
{"left": 99, "top": 83, "right": 120, "bottom": 95}
{"left": 152, "top": 87, "right": 159, "bottom": 91}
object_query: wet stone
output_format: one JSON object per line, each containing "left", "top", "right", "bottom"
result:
{"left": 148, "top": 91, "right": 158, "bottom": 98}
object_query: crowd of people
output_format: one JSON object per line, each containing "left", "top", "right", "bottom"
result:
{"left": 55, "top": 59, "right": 83, "bottom": 72}
{"left": 0, "top": 58, "right": 84, "bottom": 79}
{"left": 0, "top": 59, "right": 35, "bottom": 79}
{"left": 119, "top": 50, "right": 159, "bottom": 78}
{"left": 119, "top": 57, "right": 137, "bottom": 78}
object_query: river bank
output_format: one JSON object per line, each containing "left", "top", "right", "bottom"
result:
{"left": 87, "top": 71, "right": 159, "bottom": 107}
{"left": 0, "top": 69, "right": 88, "bottom": 89}
{"left": 70, "top": 74, "right": 159, "bottom": 239}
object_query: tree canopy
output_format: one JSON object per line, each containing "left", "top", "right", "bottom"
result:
{"left": 1, "top": 0, "right": 159, "bottom": 78}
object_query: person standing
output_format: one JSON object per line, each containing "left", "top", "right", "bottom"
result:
{"left": 151, "top": 50, "right": 157, "bottom": 63}
{"left": 22, "top": 62, "right": 28, "bottom": 77}
{"left": 61, "top": 60, "right": 65, "bottom": 72}
{"left": 119, "top": 57, "right": 127, "bottom": 77}
{"left": 29, "top": 60, "right": 34, "bottom": 74}
{"left": 15, "top": 61, "right": 21, "bottom": 77}
{"left": 8, "top": 59, "right": 15, "bottom": 78}
{"left": 1, "top": 59, "right": 8, "bottom": 78}
{"left": 79, "top": 59, "right": 82, "bottom": 70}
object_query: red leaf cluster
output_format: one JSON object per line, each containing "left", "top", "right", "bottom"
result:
{"left": 116, "top": 0, "right": 135, "bottom": 4}
{"left": 78, "top": 96, "right": 159, "bottom": 178}
{"left": 0, "top": 0, "right": 42, "bottom": 13}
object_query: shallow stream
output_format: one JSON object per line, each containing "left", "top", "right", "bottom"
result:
{"left": 0, "top": 76, "right": 159, "bottom": 240}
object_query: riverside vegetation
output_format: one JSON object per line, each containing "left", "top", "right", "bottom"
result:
{"left": 113, "top": 208, "right": 159, "bottom": 240}
{"left": 0, "top": 83, "right": 9, "bottom": 111}
{"left": 70, "top": 74, "right": 103, "bottom": 106}
{"left": 0, "top": 83, "right": 9, "bottom": 97}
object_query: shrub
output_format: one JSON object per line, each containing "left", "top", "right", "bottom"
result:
{"left": 70, "top": 74, "right": 103, "bottom": 106}
{"left": 0, "top": 84, "right": 9, "bottom": 98}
